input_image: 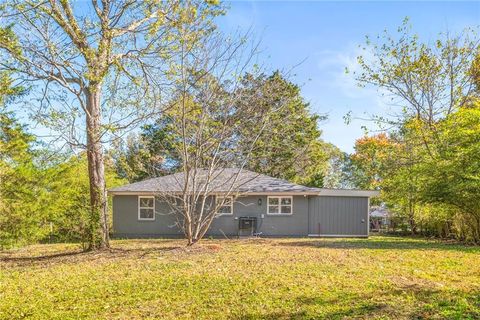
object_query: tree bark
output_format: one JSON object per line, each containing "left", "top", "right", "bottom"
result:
{"left": 408, "top": 198, "right": 417, "bottom": 235}
{"left": 85, "top": 85, "right": 109, "bottom": 250}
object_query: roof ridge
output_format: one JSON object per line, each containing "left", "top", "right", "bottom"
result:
{"left": 108, "top": 168, "right": 323, "bottom": 193}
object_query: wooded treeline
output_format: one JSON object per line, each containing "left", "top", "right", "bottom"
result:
{"left": 347, "top": 21, "right": 480, "bottom": 243}
{"left": 0, "top": 112, "right": 125, "bottom": 249}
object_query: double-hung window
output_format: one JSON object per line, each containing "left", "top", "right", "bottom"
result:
{"left": 267, "top": 196, "right": 292, "bottom": 215}
{"left": 216, "top": 196, "right": 233, "bottom": 216}
{"left": 138, "top": 196, "right": 155, "bottom": 221}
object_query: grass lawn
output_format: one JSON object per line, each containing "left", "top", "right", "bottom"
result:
{"left": 1, "top": 236, "right": 479, "bottom": 319}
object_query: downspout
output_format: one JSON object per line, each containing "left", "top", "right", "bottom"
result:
{"left": 367, "top": 197, "right": 370, "bottom": 237}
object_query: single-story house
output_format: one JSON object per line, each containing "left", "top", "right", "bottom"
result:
{"left": 108, "top": 169, "right": 379, "bottom": 238}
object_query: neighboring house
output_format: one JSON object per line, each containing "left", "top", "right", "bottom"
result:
{"left": 108, "top": 169, "right": 379, "bottom": 238}
{"left": 370, "top": 206, "right": 392, "bottom": 232}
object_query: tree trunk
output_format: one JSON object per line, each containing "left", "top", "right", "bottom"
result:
{"left": 408, "top": 198, "right": 417, "bottom": 235}
{"left": 473, "top": 213, "right": 480, "bottom": 244}
{"left": 85, "top": 85, "right": 109, "bottom": 250}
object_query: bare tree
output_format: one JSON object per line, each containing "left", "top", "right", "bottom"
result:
{"left": 0, "top": 1, "right": 221, "bottom": 249}
{"left": 150, "top": 29, "right": 285, "bottom": 245}
{"left": 356, "top": 20, "right": 479, "bottom": 127}
{"left": 354, "top": 20, "right": 480, "bottom": 164}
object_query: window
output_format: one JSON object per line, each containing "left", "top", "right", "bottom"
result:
{"left": 138, "top": 196, "right": 155, "bottom": 221}
{"left": 267, "top": 196, "right": 292, "bottom": 215}
{"left": 216, "top": 196, "right": 233, "bottom": 216}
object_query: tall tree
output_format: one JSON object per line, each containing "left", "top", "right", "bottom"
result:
{"left": 350, "top": 133, "right": 398, "bottom": 190}
{"left": 44, "top": 153, "right": 126, "bottom": 248}
{"left": 322, "top": 148, "right": 357, "bottom": 189}
{"left": 417, "top": 105, "right": 480, "bottom": 242}
{"left": 0, "top": 68, "right": 33, "bottom": 248}
{"left": 0, "top": 1, "right": 221, "bottom": 249}
{"left": 118, "top": 71, "right": 333, "bottom": 187}
{"left": 236, "top": 72, "right": 330, "bottom": 186}
{"left": 355, "top": 19, "right": 478, "bottom": 127}
{"left": 110, "top": 117, "right": 179, "bottom": 183}
{"left": 353, "top": 20, "right": 480, "bottom": 239}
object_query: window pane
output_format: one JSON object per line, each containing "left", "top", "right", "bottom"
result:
{"left": 218, "top": 205, "right": 231, "bottom": 214}
{"left": 140, "top": 198, "right": 154, "bottom": 208}
{"left": 268, "top": 205, "right": 279, "bottom": 214}
{"left": 268, "top": 198, "right": 279, "bottom": 205}
{"left": 281, "top": 197, "right": 291, "bottom": 205}
{"left": 281, "top": 205, "right": 291, "bottom": 214}
{"left": 218, "top": 197, "right": 231, "bottom": 205}
{"left": 140, "top": 208, "right": 154, "bottom": 219}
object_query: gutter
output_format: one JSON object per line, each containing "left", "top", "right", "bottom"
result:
{"left": 108, "top": 189, "right": 380, "bottom": 198}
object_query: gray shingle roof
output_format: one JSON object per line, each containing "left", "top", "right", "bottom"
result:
{"left": 109, "top": 168, "right": 321, "bottom": 194}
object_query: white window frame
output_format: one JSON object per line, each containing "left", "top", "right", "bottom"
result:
{"left": 267, "top": 196, "right": 293, "bottom": 215}
{"left": 138, "top": 196, "right": 155, "bottom": 221}
{"left": 216, "top": 196, "right": 233, "bottom": 216}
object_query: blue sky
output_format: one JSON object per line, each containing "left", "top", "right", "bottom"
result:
{"left": 218, "top": 1, "right": 480, "bottom": 152}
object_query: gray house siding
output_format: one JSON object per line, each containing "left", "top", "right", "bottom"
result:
{"left": 257, "top": 195, "right": 309, "bottom": 236}
{"left": 307, "top": 196, "right": 368, "bottom": 236}
{"left": 113, "top": 195, "right": 183, "bottom": 237}
{"left": 113, "top": 195, "right": 310, "bottom": 237}
{"left": 208, "top": 195, "right": 309, "bottom": 237}
{"left": 112, "top": 194, "right": 368, "bottom": 238}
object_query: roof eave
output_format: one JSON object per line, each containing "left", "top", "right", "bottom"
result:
{"left": 107, "top": 190, "right": 321, "bottom": 196}
{"left": 108, "top": 189, "right": 380, "bottom": 197}
{"left": 317, "top": 189, "right": 380, "bottom": 197}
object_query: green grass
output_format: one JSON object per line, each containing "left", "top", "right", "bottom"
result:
{"left": 1, "top": 236, "right": 479, "bottom": 319}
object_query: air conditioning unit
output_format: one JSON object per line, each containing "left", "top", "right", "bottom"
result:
{"left": 238, "top": 216, "right": 257, "bottom": 237}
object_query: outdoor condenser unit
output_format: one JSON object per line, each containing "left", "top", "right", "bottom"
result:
{"left": 238, "top": 216, "right": 257, "bottom": 237}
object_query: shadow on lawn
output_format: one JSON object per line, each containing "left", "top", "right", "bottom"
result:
{"left": 235, "top": 287, "right": 480, "bottom": 320}
{"left": 234, "top": 296, "right": 392, "bottom": 320}
{"left": 0, "top": 245, "right": 181, "bottom": 267}
{"left": 235, "top": 293, "right": 391, "bottom": 320}
{"left": 277, "top": 238, "right": 479, "bottom": 252}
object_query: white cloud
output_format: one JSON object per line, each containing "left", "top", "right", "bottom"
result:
{"left": 299, "top": 45, "right": 397, "bottom": 152}
{"left": 316, "top": 45, "right": 394, "bottom": 116}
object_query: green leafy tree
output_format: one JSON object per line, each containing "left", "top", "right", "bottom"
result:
{"left": 0, "top": 1, "right": 223, "bottom": 250}
{"left": 418, "top": 105, "right": 480, "bottom": 242}
{"left": 121, "top": 71, "right": 333, "bottom": 187}
{"left": 353, "top": 21, "right": 480, "bottom": 240}
{"left": 236, "top": 72, "right": 330, "bottom": 186}
{"left": 355, "top": 19, "right": 477, "bottom": 127}
{"left": 0, "top": 112, "right": 46, "bottom": 248}
{"left": 351, "top": 127, "right": 435, "bottom": 234}
{"left": 322, "top": 148, "right": 357, "bottom": 189}
{"left": 110, "top": 118, "right": 180, "bottom": 183}
{"left": 44, "top": 154, "right": 126, "bottom": 248}
{"left": 0, "top": 72, "right": 41, "bottom": 248}
{"left": 110, "top": 134, "right": 156, "bottom": 183}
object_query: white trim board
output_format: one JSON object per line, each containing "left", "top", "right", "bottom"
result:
{"left": 109, "top": 191, "right": 320, "bottom": 196}
{"left": 109, "top": 190, "right": 380, "bottom": 197}
{"left": 317, "top": 189, "right": 380, "bottom": 197}
{"left": 138, "top": 196, "right": 155, "bottom": 221}
{"left": 267, "top": 195, "right": 293, "bottom": 215}
{"left": 216, "top": 195, "right": 234, "bottom": 216}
